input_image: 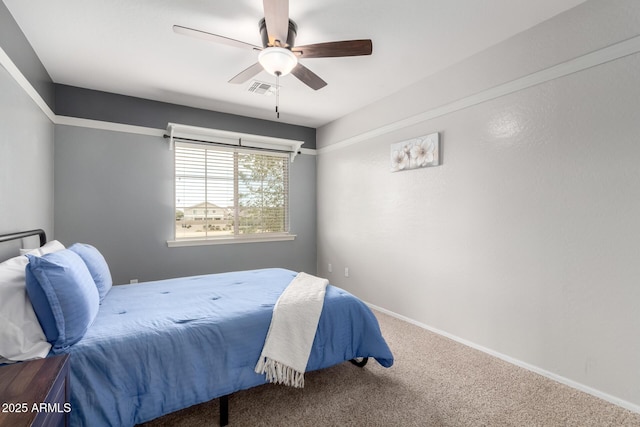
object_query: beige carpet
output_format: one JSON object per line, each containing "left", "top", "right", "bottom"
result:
{"left": 141, "top": 311, "right": 640, "bottom": 426}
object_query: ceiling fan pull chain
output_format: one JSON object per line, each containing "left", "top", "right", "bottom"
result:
{"left": 275, "top": 72, "right": 280, "bottom": 119}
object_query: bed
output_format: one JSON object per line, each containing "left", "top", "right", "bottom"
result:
{"left": 0, "top": 229, "right": 394, "bottom": 426}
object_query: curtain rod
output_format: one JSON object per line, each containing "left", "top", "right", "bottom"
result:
{"left": 163, "top": 134, "right": 301, "bottom": 155}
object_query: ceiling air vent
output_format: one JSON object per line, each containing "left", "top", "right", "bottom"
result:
{"left": 247, "top": 80, "right": 276, "bottom": 96}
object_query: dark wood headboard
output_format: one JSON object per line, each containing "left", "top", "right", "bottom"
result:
{"left": 0, "top": 229, "right": 47, "bottom": 247}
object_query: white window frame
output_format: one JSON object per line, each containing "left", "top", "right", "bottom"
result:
{"left": 166, "top": 123, "right": 300, "bottom": 247}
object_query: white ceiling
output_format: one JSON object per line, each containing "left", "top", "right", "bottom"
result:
{"left": 4, "top": 0, "right": 587, "bottom": 128}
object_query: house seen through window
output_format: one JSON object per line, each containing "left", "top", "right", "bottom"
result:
{"left": 174, "top": 142, "right": 290, "bottom": 241}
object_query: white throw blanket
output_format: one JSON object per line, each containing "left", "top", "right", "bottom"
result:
{"left": 255, "top": 272, "right": 328, "bottom": 388}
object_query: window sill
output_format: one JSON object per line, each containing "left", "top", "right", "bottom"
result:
{"left": 167, "top": 233, "right": 296, "bottom": 247}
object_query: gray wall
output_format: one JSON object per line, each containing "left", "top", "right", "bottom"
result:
{"left": 0, "top": 28, "right": 54, "bottom": 259}
{"left": 55, "top": 84, "right": 316, "bottom": 149}
{"left": 1, "top": 0, "right": 317, "bottom": 282}
{"left": 0, "top": 1, "right": 54, "bottom": 110}
{"left": 317, "top": 0, "right": 640, "bottom": 411}
{"left": 0, "top": 68, "right": 54, "bottom": 257}
{"left": 0, "top": 2, "right": 316, "bottom": 283}
{"left": 54, "top": 125, "right": 316, "bottom": 285}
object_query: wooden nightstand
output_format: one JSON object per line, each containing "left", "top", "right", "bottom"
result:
{"left": 0, "top": 354, "right": 70, "bottom": 427}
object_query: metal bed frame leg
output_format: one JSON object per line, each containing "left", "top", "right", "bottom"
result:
{"left": 349, "top": 357, "right": 369, "bottom": 367}
{"left": 220, "top": 394, "right": 229, "bottom": 426}
{"left": 218, "top": 358, "right": 366, "bottom": 425}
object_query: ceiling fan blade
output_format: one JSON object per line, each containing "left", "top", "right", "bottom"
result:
{"left": 263, "top": 0, "right": 289, "bottom": 46}
{"left": 229, "top": 62, "right": 264, "bottom": 84}
{"left": 292, "top": 40, "right": 373, "bottom": 58}
{"left": 291, "top": 64, "right": 327, "bottom": 90}
{"left": 173, "top": 25, "right": 261, "bottom": 51}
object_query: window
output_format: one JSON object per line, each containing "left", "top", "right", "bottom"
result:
{"left": 173, "top": 141, "right": 291, "bottom": 244}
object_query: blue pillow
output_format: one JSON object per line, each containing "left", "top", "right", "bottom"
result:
{"left": 69, "top": 243, "right": 113, "bottom": 302}
{"left": 25, "top": 250, "right": 99, "bottom": 353}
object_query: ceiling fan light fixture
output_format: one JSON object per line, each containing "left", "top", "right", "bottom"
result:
{"left": 258, "top": 47, "right": 298, "bottom": 76}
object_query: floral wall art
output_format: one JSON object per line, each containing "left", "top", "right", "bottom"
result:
{"left": 390, "top": 132, "right": 440, "bottom": 172}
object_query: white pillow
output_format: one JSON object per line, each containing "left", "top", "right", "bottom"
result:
{"left": 0, "top": 241, "right": 65, "bottom": 362}
{"left": 20, "top": 240, "right": 66, "bottom": 256}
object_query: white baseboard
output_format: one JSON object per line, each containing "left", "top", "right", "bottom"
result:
{"left": 367, "top": 302, "right": 640, "bottom": 415}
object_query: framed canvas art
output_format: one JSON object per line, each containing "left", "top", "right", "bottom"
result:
{"left": 390, "top": 132, "right": 440, "bottom": 172}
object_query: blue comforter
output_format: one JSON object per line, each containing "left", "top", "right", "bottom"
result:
{"left": 65, "top": 268, "right": 393, "bottom": 426}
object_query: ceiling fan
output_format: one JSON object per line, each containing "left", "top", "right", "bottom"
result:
{"left": 173, "top": 0, "right": 373, "bottom": 91}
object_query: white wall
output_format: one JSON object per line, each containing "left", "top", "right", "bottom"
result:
{"left": 317, "top": 1, "right": 640, "bottom": 411}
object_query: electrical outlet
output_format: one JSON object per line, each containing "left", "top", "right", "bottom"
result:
{"left": 328, "top": 263, "right": 332, "bottom": 273}
{"left": 130, "top": 279, "right": 138, "bottom": 284}
{"left": 344, "top": 267, "right": 349, "bottom": 277}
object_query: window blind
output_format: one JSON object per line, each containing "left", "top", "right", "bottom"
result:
{"left": 174, "top": 141, "right": 290, "bottom": 241}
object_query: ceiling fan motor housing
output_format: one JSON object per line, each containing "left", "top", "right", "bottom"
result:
{"left": 259, "top": 18, "right": 297, "bottom": 48}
